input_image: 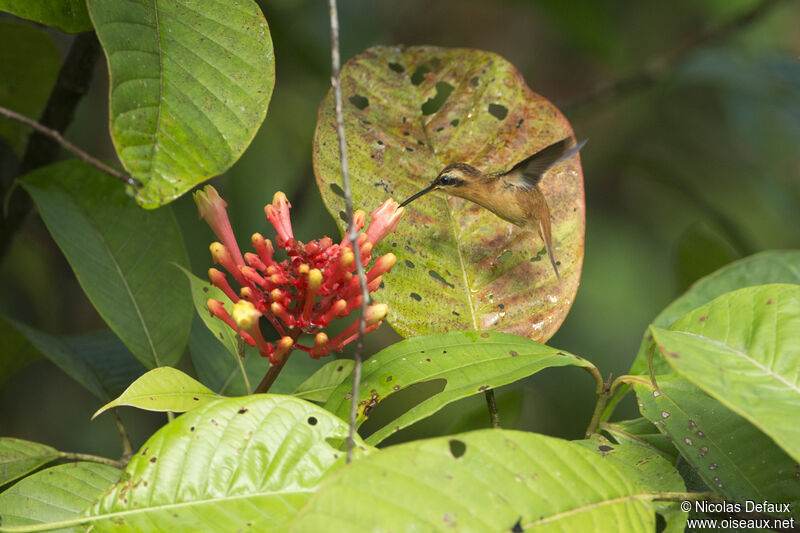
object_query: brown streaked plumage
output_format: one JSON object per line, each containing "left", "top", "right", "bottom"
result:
{"left": 400, "top": 137, "right": 586, "bottom": 280}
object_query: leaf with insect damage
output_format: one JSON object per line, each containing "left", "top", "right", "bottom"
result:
{"left": 314, "top": 46, "right": 584, "bottom": 342}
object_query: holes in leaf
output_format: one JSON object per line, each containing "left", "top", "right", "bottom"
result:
{"left": 450, "top": 119, "right": 459, "bottom": 127}
{"left": 516, "top": 118, "right": 524, "bottom": 129}
{"left": 497, "top": 250, "right": 512, "bottom": 263}
{"left": 470, "top": 76, "right": 479, "bottom": 87}
{"left": 388, "top": 62, "right": 405, "bottom": 73}
{"left": 410, "top": 65, "right": 432, "bottom": 86}
{"left": 448, "top": 439, "right": 466, "bottom": 458}
{"left": 307, "top": 416, "right": 318, "bottom": 426}
{"left": 410, "top": 292, "right": 422, "bottom": 301}
{"left": 358, "top": 379, "right": 447, "bottom": 440}
{"left": 405, "top": 259, "right": 415, "bottom": 268}
{"left": 428, "top": 269, "right": 454, "bottom": 288}
{"left": 421, "top": 81, "right": 454, "bottom": 115}
{"left": 329, "top": 183, "right": 345, "bottom": 198}
{"left": 338, "top": 211, "right": 347, "bottom": 222}
{"left": 488, "top": 103, "right": 508, "bottom": 120}
{"left": 349, "top": 94, "right": 369, "bottom": 110}
{"left": 429, "top": 57, "right": 441, "bottom": 68}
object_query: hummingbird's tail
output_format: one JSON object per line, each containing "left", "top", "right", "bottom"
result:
{"left": 539, "top": 218, "right": 560, "bottom": 281}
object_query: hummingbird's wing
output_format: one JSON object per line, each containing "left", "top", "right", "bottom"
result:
{"left": 504, "top": 137, "right": 587, "bottom": 190}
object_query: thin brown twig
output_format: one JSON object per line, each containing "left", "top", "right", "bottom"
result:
{"left": 59, "top": 451, "right": 126, "bottom": 469}
{"left": 0, "top": 105, "right": 140, "bottom": 188}
{"left": 563, "top": 0, "right": 785, "bottom": 114}
{"left": 328, "top": 0, "right": 370, "bottom": 464}
{"left": 111, "top": 409, "right": 133, "bottom": 461}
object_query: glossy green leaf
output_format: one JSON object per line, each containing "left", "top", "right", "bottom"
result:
{"left": 0, "top": 317, "right": 39, "bottom": 389}
{"left": 292, "top": 430, "right": 653, "bottom": 532}
{"left": 629, "top": 375, "right": 800, "bottom": 515}
{"left": 180, "top": 265, "right": 239, "bottom": 358}
{"left": 0, "top": 463, "right": 121, "bottom": 532}
{"left": 87, "top": 0, "right": 275, "bottom": 207}
{"left": 0, "top": 0, "right": 91, "bottom": 33}
{"left": 93, "top": 367, "right": 219, "bottom": 418}
{"left": 630, "top": 250, "right": 800, "bottom": 376}
{"left": 83, "top": 395, "right": 369, "bottom": 532}
{"left": 21, "top": 161, "right": 193, "bottom": 368}
{"left": 0, "top": 438, "right": 59, "bottom": 487}
{"left": 576, "top": 436, "right": 686, "bottom": 533}
{"left": 0, "top": 20, "right": 60, "bottom": 153}
{"left": 292, "top": 359, "right": 354, "bottom": 402}
{"left": 600, "top": 417, "right": 678, "bottom": 463}
{"left": 6, "top": 318, "right": 145, "bottom": 401}
{"left": 322, "top": 330, "right": 596, "bottom": 445}
{"left": 649, "top": 283, "right": 800, "bottom": 464}
{"left": 314, "top": 46, "right": 584, "bottom": 342}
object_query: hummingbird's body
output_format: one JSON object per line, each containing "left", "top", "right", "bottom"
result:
{"left": 400, "top": 137, "right": 586, "bottom": 279}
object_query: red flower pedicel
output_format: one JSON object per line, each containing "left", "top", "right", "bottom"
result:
{"left": 194, "top": 187, "right": 404, "bottom": 365}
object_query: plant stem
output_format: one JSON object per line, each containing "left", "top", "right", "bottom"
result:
{"left": 59, "top": 451, "right": 126, "bottom": 469}
{"left": 255, "top": 350, "right": 292, "bottom": 394}
{"left": 0, "top": 106, "right": 140, "bottom": 188}
{"left": 111, "top": 409, "right": 133, "bottom": 461}
{"left": 484, "top": 390, "right": 501, "bottom": 428}
{"left": 237, "top": 336, "right": 252, "bottom": 395}
{"left": 583, "top": 367, "right": 613, "bottom": 438}
{"left": 328, "top": 0, "right": 370, "bottom": 464}
{"left": 0, "top": 32, "right": 101, "bottom": 262}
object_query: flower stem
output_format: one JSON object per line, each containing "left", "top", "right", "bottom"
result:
{"left": 59, "top": 451, "right": 126, "bottom": 469}
{"left": 484, "top": 389, "right": 501, "bottom": 428}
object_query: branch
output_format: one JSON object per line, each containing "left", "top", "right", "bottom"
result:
{"left": 562, "top": 0, "right": 785, "bottom": 114}
{"left": 328, "top": 0, "right": 370, "bottom": 464}
{"left": 0, "top": 106, "right": 140, "bottom": 188}
{"left": 0, "top": 32, "right": 100, "bottom": 261}
{"left": 58, "top": 451, "right": 126, "bottom": 469}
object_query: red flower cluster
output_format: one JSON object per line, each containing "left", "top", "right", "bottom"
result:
{"left": 193, "top": 186, "right": 404, "bottom": 365}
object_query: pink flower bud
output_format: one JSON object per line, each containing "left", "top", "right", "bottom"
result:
{"left": 264, "top": 192, "right": 294, "bottom": 246}
{"left": 244, "top": 252, "right": 267, "bottom": 272}
{"left": 367, "top": 253, "right": 396, "bottom": 282}
{"left": 209, "top": 268, "right": 239, "bottom": 303}
{"left": 194, "top": 186, "right": 246, "bottom": 267}
{"left": 251, "top": 233, "right": 275, "bottom": 267}
{"left": 210, "top": 242, "right": 248, "bottom": 285}
{"left": 310, "top": 332, "right": 329, "bottom": 359}
{"left": 365, "top": 199, "right": 405, "bottom": 245}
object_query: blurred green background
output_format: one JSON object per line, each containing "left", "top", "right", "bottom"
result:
{"left": 1, "top": 0, "right": 799, "bottom": 459}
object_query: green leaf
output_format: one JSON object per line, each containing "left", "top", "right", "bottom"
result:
{"left": 21, "top": 160, "right": 193, "bottom": 369}
{"left": 649, "top": 283, "right": 800, "bottom": 464}
{"left": 87, "top": 0, "right": 275, "bottom": 208}
{"left": 0, "top": 463, "right": 121, "bottom": 532}
{"left": 0, "top": 20, "right": 60, "bottom": 153}
{"left": 292, "top": 359, "right": 354, "bottom": 402}
{"left": 0, "top": 438, "right": 59, "bottom": 487}
{"left": 322, "top": 331, "right": 596, "bottom": 445}
{"left": 575, "top": 437, "right": 686, "bottom": 533}
{"left": 630, "top": 250, "right": 800, "bottom": 376}
{"left": 0, "top": 317, "right": 40, "bottom": 389}
{"left": 93, "top": 367, "right": 219, "bottom": 418}
{"left": 83, "top": 395, "right": 369, "bottom": 531}
{"left": 629, "top": 375, "right": 800, "bottom": 514}
{"left": 314, "top": 46, "right": 584, "bottom": 342}
{"left": 0, "top": 0, "right": 91, "bottom": 33}
{"left": 600, "top": 417, "right": 678, "bottom": 463}
{"left": 5, "top": 317, "right": 145, "bottom": 401}
{"left": 291, "top": 430, "right": 653, "bottom": 532}
{"left": 180, "top": 265, "right": 239, "bottom": 358}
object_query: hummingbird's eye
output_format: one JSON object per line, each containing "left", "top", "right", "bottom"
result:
{"left": 439, "top": 174, "right": 455, "bottom": 185}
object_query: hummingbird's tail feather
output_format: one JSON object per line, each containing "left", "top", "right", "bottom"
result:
{"left": 539, "top": 218, "right": 560, "bottom": 281}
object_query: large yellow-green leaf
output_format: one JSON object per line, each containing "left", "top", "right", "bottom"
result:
{"left": 291, "top": 431, "right": 653, "bottom": 532}
{"left": 629, "top": 375, "right": 800, "bottom": 516}
{"left": 83, "top": 395, "right": 369, "bottom": 532}
{"left": 0, "top": 438, "right": 59, "bottom": 487}
{"left": 0, "top": 463, "right": 121, "bottom": 533}
{"left": 322, "top": 331, "right": 596, "bottom": 445}
{"left": 87, "top": 0, "right": 275, "bottom": 207}
{"left": 314, "top": 46, "right": 584, "bottom": 342}
{"left": 650, "top": 283, "right": 800, "bottom": 464}
{"left": 0, "top": 0, "right": 91, "bottom": 33}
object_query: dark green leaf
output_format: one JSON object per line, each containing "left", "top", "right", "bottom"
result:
{"left": 0, "top": 0, "right": 91, "bottom": 33}
{"left": 22, "top": 161, "right": 193, "bottom": 368}
{"left": 87, "top": 0, "right": 275, "bottom": 207}
{"left": 0, "top": 317, "right": 40, "bottom": 389}
{"left": 314, "top": 46, "right": 585, "bottom": 342}
{"left": 0, "top": 20, "right": 60, "bottom": 153}
{"left": 600, "top": 417, "right": 678, "bottom": 463}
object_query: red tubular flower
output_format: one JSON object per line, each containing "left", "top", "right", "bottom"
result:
{"left": 194, "top": 186, "right": 404, "bottom": 365}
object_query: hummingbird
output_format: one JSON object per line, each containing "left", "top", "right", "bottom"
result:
{"left": 399, "top": 137, "right": 586, "bottom": 280}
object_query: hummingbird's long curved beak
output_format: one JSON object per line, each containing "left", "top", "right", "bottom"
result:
{"left": 399, "top": 183, "right": 437, "bottom": 207}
